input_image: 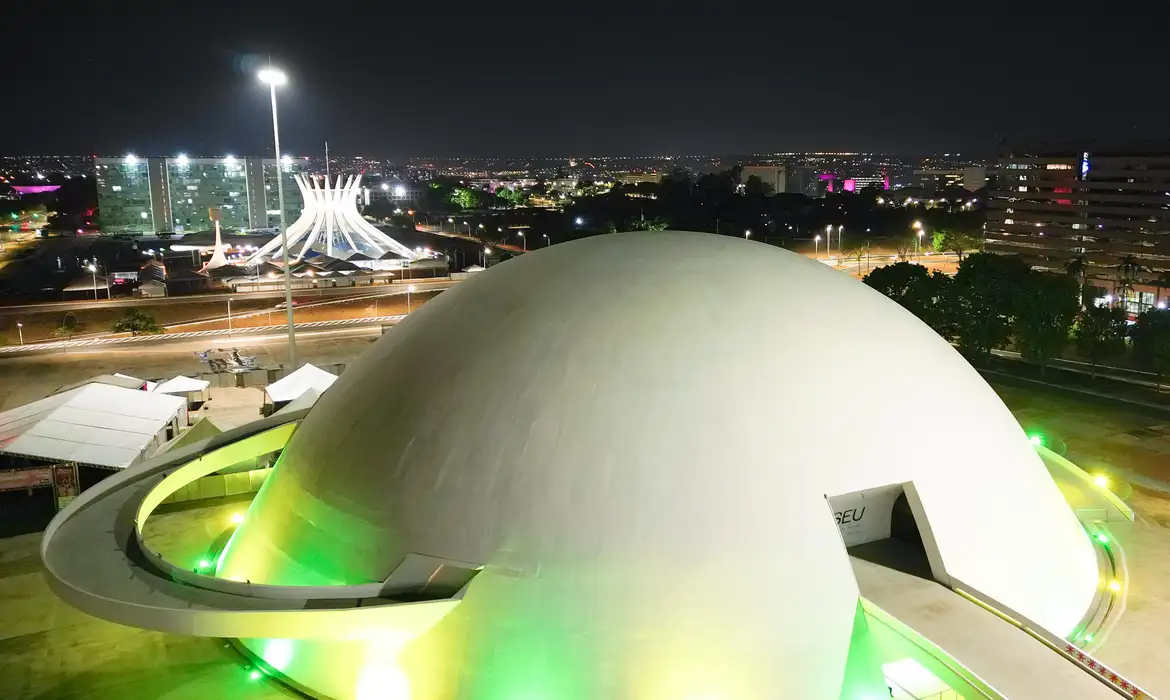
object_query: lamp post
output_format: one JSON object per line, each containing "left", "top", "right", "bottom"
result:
{"left": 227, "top": 297, "right": 233, "bottom": 336}
{"left": 16, "top": 321, "right": 22, "bottom": 345}
{"left": 483, "top": 247, "right": 491, "bottom": 267}
{"left": 912, "top": 220, "right": 924, "bottom": 260}
{"left": 825, "top": 225, "right": 833, "bottom": 258}
{"left": 814, "top": 234, "right": 821, "bottom": 258}
{"left": 543, "top": 233, "right": 550, "bottom": 247}
{"left": 258, "top": 65, "right": 296, "bottom": 368}
{"left": 744, "top": 229, "right": 751, "bottom": 239}
{"left": 838, "top": 225, "right": 844, "bottom": 254}
{"left": 86, "top": 264, "right": 98, "bottom": 300}
{"left": 407, "top": 284, "right": 415, "bottom": 313}
{"left": 518, "top": 232, "right": 526, "bottom": 251}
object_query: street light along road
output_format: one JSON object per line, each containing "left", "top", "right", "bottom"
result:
{"left": 258, "top": 64, "right": 297, "bottom": 368}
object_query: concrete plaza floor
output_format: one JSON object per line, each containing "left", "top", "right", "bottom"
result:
{"left": 0, "top": 503, "right": 288, "bottom": 699}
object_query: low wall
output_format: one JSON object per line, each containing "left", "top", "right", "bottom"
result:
{"left": 161, "top": 467, "right": 271, "bottom": 505}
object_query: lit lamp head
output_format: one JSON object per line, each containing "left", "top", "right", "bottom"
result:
{"left": 257, "top": 67, "right": 288, "bottom": 86}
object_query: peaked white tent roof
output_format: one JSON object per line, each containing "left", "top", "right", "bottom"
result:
{"left": 264, "top": 364, "right": 337, "bottom": 404}
{"left": 154, "top": 375, "right": 211, "bottom": 395}
{"left": 276, "top": 387, "right": 322, "bottom": 415}
{"left": 0, "top": 383, "right": 186, "bottom": 468}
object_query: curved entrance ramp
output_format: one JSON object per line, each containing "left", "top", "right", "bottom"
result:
{"left": 39, "top": 410, "right": 458, "bottom": 642}
{"left": 853, "top": 557, "right": 1120, "bottom": 699}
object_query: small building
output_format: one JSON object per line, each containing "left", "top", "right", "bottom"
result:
{"left": 153, "top": 375, "right": 212, "bottom": 414}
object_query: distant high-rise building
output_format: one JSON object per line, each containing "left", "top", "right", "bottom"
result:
{"left": 912, "top": 167, "right": 985, "bottom": 194}
{"left": 94, "top": 156, "right": 305, "bottom": 234}
{"left": 986, "top": 142, "right": 1170, "bottom": 312}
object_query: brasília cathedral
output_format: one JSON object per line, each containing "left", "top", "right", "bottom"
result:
{"left": 246, "top": 173, "right": 420, "bottom": 268}
{"left": 42, "top": 232, "right": 1103, "bottom": 699}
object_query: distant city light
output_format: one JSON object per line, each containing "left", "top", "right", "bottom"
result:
{"left": 124, "top": 154, "right": 138, "bottom": 165}
{"left": 223, "top": 155, "right": 236, "bottom": 164}
{"left": 380, "top": 183, "right": 389, "bottom": 191}
{"left": 176, "top": 154, "right": 189, "bottom": 165}
{"left": 574, "top": 217, "right": 584, "bottom": 225}
{"left": 393, "top": 184, "right": 406, "bottom": 197}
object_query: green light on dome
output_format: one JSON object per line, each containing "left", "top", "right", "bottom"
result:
{"left": 1084, "top": 633, "right": 1094, "bottom": 642}
{"left": 1028, "top": 434, "right": 1044, "bottom": 446}
{"left": 249, "top": 670, "right": 262, "bottom": 681}
{"left": 198, "top": 559, "right": 211, "bottom": 570}
{"left": 1095, "top": 533, "right": 1110, "bottom": 545}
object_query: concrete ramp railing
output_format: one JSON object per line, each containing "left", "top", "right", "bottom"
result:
{"left": 952, "top": 580, "right": 1155, "bottom": 700}
{"left": 39, "top": 409, "right": 461, "bottom": 641}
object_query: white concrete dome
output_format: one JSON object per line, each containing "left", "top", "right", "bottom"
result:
{"left": 221, "top": 231, "right": 1097, "bottom": 699}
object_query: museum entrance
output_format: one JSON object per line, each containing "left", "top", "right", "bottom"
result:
{"left": 828, "top": 484, "right": 939, "bottom": 582}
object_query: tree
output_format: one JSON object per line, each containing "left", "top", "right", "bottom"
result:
{"left": 1065, "top": 255, "right": 1089, "bottom": 308}
{"left": 743, "top": 175, "right": 775, "bottom": 197}
{"left": 626, "top": 215, "right": 669, "bottom": 231}
{"left": 931, "top": 229, "right": 983, "bottom": 261}
{"left": 495, "top": 187, "right": 527, "bottom": 208}
{"left": 1153, "top": 271, "right": 1170, "bottom": 309}
{"left": 1073, "top": 304, "right": 1128, "bottom": 380}
{"left": 844, "top": 241, "right": 871, "bottom": 275}
{"left": 1116, "top": 255, "right": 1145, "bottom": 305}
{"left": 863, "top": 262, "right": 953, "bottom": 336}
{"left": 51, "top": 312, "right": 83, "bottom": 339}
{"left": 1012, "top": 272, "right": 1079, "bottom": 374}
{"left": 1131, "top": 309, "right": 1170, "bottom": 389}
{"left": 948, "top": 252, "right": 1030, "bottom": 361}
{"left": 112, "top": 308, "right": 162, "bottom": 336}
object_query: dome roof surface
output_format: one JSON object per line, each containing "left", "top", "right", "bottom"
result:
{"left": 221, "top": 231, "right": 1096, "bottom": 698}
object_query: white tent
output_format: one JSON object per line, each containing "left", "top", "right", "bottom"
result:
{"left": 154, "top": 376, "right": 211, "bottom": 395}
{"left": 0, "top": 383, "right": 187, "bottom": 468}
{"left": 462, "top": 264, "right": 485, "bottom": 273}
{"left": 276, "top": 387, "right": 322, "bottom": 415}
{"left": 264, "top": 364, "right": 337, "bottom": 405}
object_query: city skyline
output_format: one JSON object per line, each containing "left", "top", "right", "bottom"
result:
{"left": 5, "top": 8, "right": 1169, "bottom": 157}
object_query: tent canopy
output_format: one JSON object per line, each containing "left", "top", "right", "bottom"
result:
{"left": 154, "top": 376, "right": 210, "bottom": 395}
{"left": 0, "top": 383, "right": 186, "bottom": 468}
{"left": 264, "top": 364, "right": 337, "bottom": 404}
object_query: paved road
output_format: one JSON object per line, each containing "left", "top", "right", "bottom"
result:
{"left": 853, "top": 556, "right": 1119, "bottom": 700}
{"left": 0, "top": 316, "right": 404, "bottom": 355}
{"left": 0, "top": 279, "right": 455, "bottom": 315}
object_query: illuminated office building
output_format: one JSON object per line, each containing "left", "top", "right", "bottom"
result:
{"left": 95, "top": 155, "right": 304, "bottom": 234}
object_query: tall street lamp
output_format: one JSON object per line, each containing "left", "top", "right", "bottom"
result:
{"left": 542, "top": 233, "right": 550, "bottom": 247}
{"left": 407, "top": 284, "right": 415, "bottom": 313}
{"left": 518, "top": 231, "right": 526, "bottom": 251}
{"left": 86, "top": 264, "right": 98, "bottom": 300}
{"left": 825, "top": 225, "right": 833, "bottom": 258}
{"left": 744, "top": 229, "right": 751, "bottom": 239}
{"left": 258, "top": 65, "right": 296, "bottom": 368}
{"left": 16, "top": 321, "right": 23, "bottom": 346}
{"left": 814, "top": 234, "right": 821, "bottom": 258}
{"left": 227, "top": 297, "right": 233, "bottom": 336}
{"left": 838, "top": 225, "right": 844, "bottom": 254}
{"left": 483, "top": 247, "right": 491, "bottom": 267}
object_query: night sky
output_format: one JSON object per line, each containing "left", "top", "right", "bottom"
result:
{"left": 5, "top": 6, "right": 1169, "bottom": 157}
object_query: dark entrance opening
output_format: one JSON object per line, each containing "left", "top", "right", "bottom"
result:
{"left": 847, "top": 491, "right": 934, "bottom": 580}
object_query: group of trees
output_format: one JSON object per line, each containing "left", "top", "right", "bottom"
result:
{"left": 862, "top": 254, "right": 1163, "bottom": 379}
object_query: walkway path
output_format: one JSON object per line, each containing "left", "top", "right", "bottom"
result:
{"left": 853, "top": 557, "right": 1118, "bottom": 699}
